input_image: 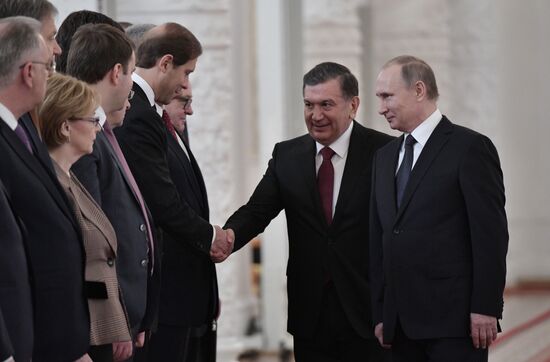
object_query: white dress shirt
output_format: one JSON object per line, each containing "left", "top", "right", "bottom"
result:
{"left": 315, "top": 121, "right": 354, "bottom": 218}
{"left": 0, "top": 102, "right": 18, "bottom": 130}
{"left": 396, "top": 109, "right": 442, "bottom": 173}
{"left": 132, "top": 73, "right": 163, "bottom": 117}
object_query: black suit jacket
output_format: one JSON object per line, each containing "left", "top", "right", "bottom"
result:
{"left": 225, "top": 122, "right": 393, "bottom": 339}
{"left": 114, "top": 83, "right": 214, "bottom": 255}
{"left": 0, "top": 180, "right": 33, "bottom": 362}
{"left": 369, "top": 116, "right": 508, "bottom": 342}
{"left": 160, "top": 130, "right": 219, "bottom": 327}
{"left": 0, "top": 119, "right": 89, "bottom": 361}
{"left": 72, "top": 131, "right": 159, "bottom": 335}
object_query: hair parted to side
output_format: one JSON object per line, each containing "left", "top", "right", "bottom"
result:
{"left": 56, "top": 10, "right": 124, "bottom": 73}
{"left": 383, "top": 55, "right": 439, "bottom": 100}
{"left": 0, "top": 16, "right": 41, "bottom": 88}
{"left": 303, "top": 62, "right": 359, "bottom": 100}
{"left": 39, "top": 73, "right": 99, "bottom": 149}
{"left": 0, "top": 0, "right": 57, "bottom": 21}
{"left": 137, "top": 22, "right": 202, "bottom": 68}
{"left": 66, "top": 23, "right": 134, "bottom": 84}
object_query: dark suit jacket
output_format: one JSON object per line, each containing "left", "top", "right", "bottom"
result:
{"left": 72, "top": 131, "right": 158, "bottom": 335}
{"left": 160, "top": 130, "right": 218, "bottom": 327}
{"left": 114, "top": 83, "right": 213, "bottom": 256}
{"left": 369, "top": 116, "right": 508, "bottom": 343}
{"left": 0, "top": 119, "right": 89, "bottom": 361}
{"left": 0, "top": 180, "right": 33, "bottom": 362}
{"left": 225, "top": 122, "right": 393, "bottom": 339}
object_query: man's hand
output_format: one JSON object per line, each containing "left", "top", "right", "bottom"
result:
{"left": 210, "top": 226, "right": 234, "bottom": 263}
{"left": 113, "top": 340, "right": 133, "bottom": 361}
{"left": 374, "top": 322, "right": 391, "bottom": 349}
{"left": 135, "top": 331, "right": 146, "bottom": 347}
{"left": 74, "top": 353, "right": 92, "bottom": 362}
{"left": 470, "top": 313, "right": 498, "bottom": 349}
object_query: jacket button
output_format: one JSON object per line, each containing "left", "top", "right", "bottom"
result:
{"left": 107, "top": 258, "right": 114, "bottom": 267}
{"left": 393, "top": 229, "right": 400, "bottom": 235}
{"left": 140, "top": 224, "right": 146, "bottom": 232}
{"left": 140, "top": 259, "right": 148, "bottom": 268}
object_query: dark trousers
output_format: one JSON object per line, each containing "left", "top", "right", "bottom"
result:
{"left": 293, "top": 284, "right": 390, "bottom": 362}
{"left": 89, "top": 344, "right": 113, "bottom": 362}
{"left": 392, "top": 321, "right": 488, "bottom": 362}
{"left": 148, "top": 323, "right": 217, "bottom": 362}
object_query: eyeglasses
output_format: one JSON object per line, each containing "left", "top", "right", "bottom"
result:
{"left": 19, "top": 60, "right": 55, "bottom": 74}
{"left": 128, "top": 90, "right": 135, "bottom": 101}
{"left": 68, "top": 116, "right": 101, "bottom": 127}
{"left": 182, "top": 97, "right": 192, "bottom": 109}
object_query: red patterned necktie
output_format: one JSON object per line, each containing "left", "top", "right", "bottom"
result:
{"left": 162, "top": 110, "right": 178, "bottom": 140}
{"left": 318, "top": 147, "right": 335, "bottom": 224}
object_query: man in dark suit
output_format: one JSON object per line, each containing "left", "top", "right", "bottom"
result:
{"left": 66, "top": 23, "right": 158, "bottom": 359}
{"left": 0, "top": 17, "right": 89, "bottom": 362}
{"left": 219, "top": 63, "right": 393, "bottom": 361}
{"left": 114, "top": 23, "right": 231, "bottom": 361}
{"left": 370, "top": 55, "right": 508, "bottom": 362}
{"left": 159, "top": 86, "right": 218, "bottom": 362}
{"left": 0, "top": 180, "right": 33, "bottom": 362}
{"left": 0, "top": 0, "right": 62, "bottom": 176}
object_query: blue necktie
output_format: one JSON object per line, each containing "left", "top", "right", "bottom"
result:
{"left": 396, "top": 135, "right": 417, "bottom": 208}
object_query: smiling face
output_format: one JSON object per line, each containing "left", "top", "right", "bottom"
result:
{"left": 165, "top": 84, "right": 193, "bottom": 133}
{"left": 375, "top": 64, "right": 422, "bottom": 133}
{"left": 303, "top": 78, "right": 358, "bottom": 146}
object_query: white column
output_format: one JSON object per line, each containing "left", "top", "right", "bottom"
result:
{"left": 254, "top": 0, "right": 302, "bottom": 351}
{"left": 303, "top": 0, "right": 369, "bottom": 122}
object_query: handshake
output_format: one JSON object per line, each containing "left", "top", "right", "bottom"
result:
{"left": 210, "top": 225, "right": 235, "bottom": 263}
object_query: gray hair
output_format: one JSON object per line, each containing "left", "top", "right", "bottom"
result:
{"left": 0, "top": 16, "right": 42, "bottom": 88}
{"left": 0, "top": 0, "right": 58, "bottom": 21}
{"left": 125, "top": 23, "right": 155, "bottom": 49}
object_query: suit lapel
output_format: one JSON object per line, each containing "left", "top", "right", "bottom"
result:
{"left": 183, "top": 137, "right": 210, "bottom": 219}
{"left": 395, "top": 117, "right": 453, "bottom": 222}
{"left": 296, "top": 137, "right": 326, "bottom": 225}
{"left": 0, "top": 121, "right": 80, "bottom": 231}
{"left": 332, "top": 123, "right": 367, "bottom": 225}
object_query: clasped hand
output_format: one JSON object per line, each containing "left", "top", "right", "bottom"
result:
{"left": 210, "top": 226, "right": 234, "bottom": 263}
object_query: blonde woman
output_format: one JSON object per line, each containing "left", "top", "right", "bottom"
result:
{"left": 39, "top": 73, "right": 132, "bottom": 362}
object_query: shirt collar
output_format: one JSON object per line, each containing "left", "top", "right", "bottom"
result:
{"left": 0, "top": 102, "right": 18, "bottom": 130}
{"left": 132, "top": 73, "right": 163, "bottom": 117}
{"left": 315, "top": 121, "right": 354, "bottom": 158}
{"left": 95, "top": 106, "right": 107, "bottom": 127}
{"left": 408, "top": 109, "right": 442, "bottom": 147}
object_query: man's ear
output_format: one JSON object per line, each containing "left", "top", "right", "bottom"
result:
{"left": 109, "top": 63, "right": 123, "bottom": 86}
{"left": 350, "top": 96, "right": 360, "bottom": 119}
{"left": 414, "top": 80, "right": 427, "bottom": 101}
{"left": 20, "top": 62, "right": 34, "bottom": 88}
{"left": 158, "top": 54, "right": 174, "bottom": 73}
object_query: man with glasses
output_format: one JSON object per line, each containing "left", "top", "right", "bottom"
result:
{"left": 0, "top": 0, "right": 62, "bottom": 175}
{"left": 160, "top": 84, "right": 219, "bottom": 361}
{"left": 67, "top": 23, "right": 159, "bottom": 361}
{"left": 0, "top": 17, "right": 90, "bottom": 362}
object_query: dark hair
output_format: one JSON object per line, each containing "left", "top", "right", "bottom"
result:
{"left": 0, "top": 0, "right": 57, "bottom": 21}
{"left": 0, "top": 17, "right": 41, "bottom": 87}
{"left": 303, "top": 62, "right": 358, "bottom": 100}
{"left": 384, "top": 55, "right": 439, "bottom": 100}
{"left": 137, "top": 22, "right": 202, "bottom": 68}
{"left": 66, "top": 23, "right": 134, "bottom": 84}
{"left": 56, "top": 10, "right": 124, "bottom": 73}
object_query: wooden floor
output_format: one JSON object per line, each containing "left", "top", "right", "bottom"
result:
{"left": 232, "top": 290, "right": 550, "bottom": 362}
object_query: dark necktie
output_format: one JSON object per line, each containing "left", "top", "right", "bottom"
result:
{"left": 396, "top": 135, "right": 417, "bottom": 208}
{"left": 103, "top": 123, "right": 155, "bottom": 273}
{"left": 318, "top": 147, "right": 335, "bottom": 224}
{"left": 14, "top": 122, "right": 33, "bottom": 154}
{"left": 162, "top": 110, "right": 178, "bottom": 140}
